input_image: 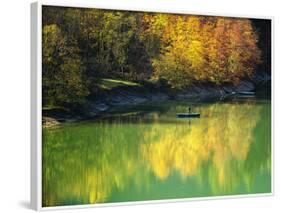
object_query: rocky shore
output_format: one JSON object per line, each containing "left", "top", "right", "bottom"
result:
{"left": 43, "top": 72, "right": 270, "bottom": 128}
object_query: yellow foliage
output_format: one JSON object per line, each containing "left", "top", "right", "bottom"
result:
{"left": 143, "top": 14, "right": 261, "bottom": 87}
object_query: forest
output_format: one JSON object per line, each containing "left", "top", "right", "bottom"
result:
{"left": 42, "top": 6, "right": 271, "bottom": 108}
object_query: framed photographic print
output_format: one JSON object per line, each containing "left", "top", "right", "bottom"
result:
{"left": 31, "top": 1, "right": 273, "bottom": 210}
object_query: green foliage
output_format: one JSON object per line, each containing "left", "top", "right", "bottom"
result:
{"left": 96, "top": 78, "right": 140, "bottom": 90}
{"left": 42, "top": 24, "right": 89, "bottom": 106}
{"left": 152, "top": 53, "right": 193, "bottom": 89}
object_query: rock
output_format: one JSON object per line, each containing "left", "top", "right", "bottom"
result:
{"left": 43, "top": 78, "right": 263, "bottom": 126}
{"left": 222, "top": 85, "right": 236, "bottom": 94}
{"left": 110, "top": 96, "right": 131, "bottom": 105}
{"left": 43, "top": 117, "right": 60, "bottom": 128}
{"left": 235, "top": 80, "right": 255, "bottom": 92}
{"left": 252, "top": 71, "right": 271, "bottom": 85}
{"left": 131, "top": 98, "right": 146, "bottom": 104}
{"left": 95, "top": 103, "right": 109, "bottom": 112}
{"left": 150, "top": 93, "right": 169, "bottom": 101}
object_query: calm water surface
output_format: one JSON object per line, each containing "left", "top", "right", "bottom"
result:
{"left": 42, "top": 98, "right": 271, "bottom": 207}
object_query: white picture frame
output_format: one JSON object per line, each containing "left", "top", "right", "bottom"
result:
{"left": 31, "top": 1, "right": 274, "bottom": 210}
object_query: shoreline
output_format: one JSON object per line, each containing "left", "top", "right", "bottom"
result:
{"left": 43, "top": 75, "right": 270, "bottom": 128}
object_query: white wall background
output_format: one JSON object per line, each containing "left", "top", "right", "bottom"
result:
{"left": 0, "top": 0, "right": 280, "bottom": 212}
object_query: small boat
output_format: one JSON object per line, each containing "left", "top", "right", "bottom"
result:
{"left": 177, "top": 113, "right": 200, "bottom": 118}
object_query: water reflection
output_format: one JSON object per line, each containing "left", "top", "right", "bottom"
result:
{"left": 42, "top": 100, "right": 271, "bottom": 207}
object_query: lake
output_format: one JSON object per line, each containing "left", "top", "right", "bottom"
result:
{"left": 42, "top": 97, "right": 271, "bottom": 207}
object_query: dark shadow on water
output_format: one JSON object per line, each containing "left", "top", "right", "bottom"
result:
{"left": 19, "top": 200, "right": 31, "bottom": 210}
{"left": 80, "top": 116, "right": 200, "bottom": 125}
{"left": 71, "top": 98, "right": 266, "bottom": 126}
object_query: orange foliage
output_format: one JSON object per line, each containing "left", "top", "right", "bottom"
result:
{"left": 142, "top": 15, "right": 261, "bottom": 88}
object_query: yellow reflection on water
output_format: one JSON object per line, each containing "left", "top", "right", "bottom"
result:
{"left": 42, "top": 101, "right": 271, "bottom": 206}
{"left": 141, "top": 102, "right": 269, "bottom": 194}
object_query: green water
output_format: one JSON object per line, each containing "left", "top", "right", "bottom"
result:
{"left": 42, "top": 98, "right": 271, "bottom": 207}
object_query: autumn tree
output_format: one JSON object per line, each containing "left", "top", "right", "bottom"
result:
{"left": 144, "top": 14, "right": 261, "bottom": 88}
{"left": 42, "top": 24, "right": 89, "bottom": 107}
{"left": 42, "top": 6, "right": 263, "bottom": 107}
